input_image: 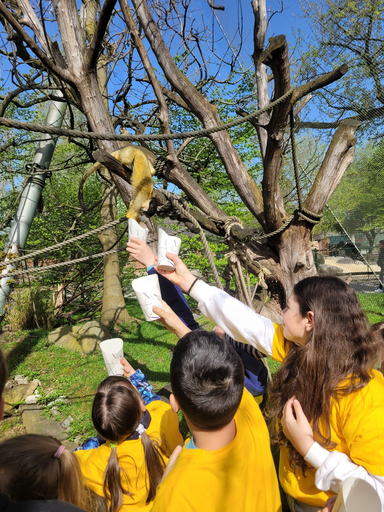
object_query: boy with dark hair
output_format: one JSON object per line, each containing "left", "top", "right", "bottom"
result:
{"left": 150, "top": 325, "right": 282, "bottom": 512}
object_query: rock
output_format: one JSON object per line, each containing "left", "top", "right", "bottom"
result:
{"left": 33, "top": 379, "right": 42, "bottom": 387}
{"left": 63, "top": 440, "right": 79, "bottom": 451}
{"left": 25, "top": 394, "right": 40, "bottom": 405}
{"left": 14, "top": 375, "right": 28, "bottom": 385}
{"left": 30, "top": 419, "right": 68, "bottom": 441}
{"left": 47, "top": 396, "right": 67, "bottom": 407}
{"left": 61, "top": 416, "right": 73, "bottom": 429}
{"left": 315, "top": 252, "right": 325, "bottom": 265}
{"left": 48, "top": 321, "right": 111, "bottom": 354}
{"left": 337, "top": 257, "right": 354, "bottom": 264}
{"left": 76, "top": 321, "right": 112, "bottom": 353}
{"left": 4, "top": 381, "right": 13, "bottom": 390}
{"left": 3, "top": 381, "right": 38, "bottom": 416}
{"left": 354, "top": 260, "right": 365, "bottom": 265}
{"left": 318, "top": 264, "right": 343, "bottom": 276}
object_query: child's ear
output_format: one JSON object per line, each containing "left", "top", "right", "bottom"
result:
{"left": 169, "top": 394, "right": 180, "bottom": 414}
{"left": 140, "top": 399, "right": 146, "bottom": 413}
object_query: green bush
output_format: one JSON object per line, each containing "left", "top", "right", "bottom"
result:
{"left": 5, "top": 286, "right": 56, "bottom": 331}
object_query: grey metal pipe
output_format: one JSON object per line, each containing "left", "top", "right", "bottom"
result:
{"left": 0, "top": 96, "right": 67, "bottom": 315}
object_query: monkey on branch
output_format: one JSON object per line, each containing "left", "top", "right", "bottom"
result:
{"left": 78, "top": 146, "right": 158, "bottom": 220}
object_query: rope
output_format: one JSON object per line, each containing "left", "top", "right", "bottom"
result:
{"left": 1, "top": 248, "right": 125, "bottom": 278}
{"left": 0, "top": 87, "right": 294, "bottom": 142}
{"left": 1, "top": 217, "right": 128, "bottom": 266}
{"left": 160, "top": 189, "right": 224, "bottom": 290}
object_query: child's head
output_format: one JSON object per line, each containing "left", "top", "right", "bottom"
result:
{"left": 0, "top": 434, "right": 86, "bottom": 507}
{"left": 92, "top": 376, "right": 164, "bottom": 511}
{"left": 170, "top": 330, "right": 244, "bottom": 431}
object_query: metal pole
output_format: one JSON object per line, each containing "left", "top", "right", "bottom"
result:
{"left": 0, "top": 96, "right": 67, "bottom": 315}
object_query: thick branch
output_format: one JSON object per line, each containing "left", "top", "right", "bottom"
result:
{"left": 132, "top": 0, "right": 265, "bottom": 225}
{"left": 291, "top": 64, "right": 348, "bottom": 106}
{"left": 88, "top": 0, "right": 118, "bottom": 71}
{"left": 252, "top": 0, "right": 269, "bottom": 160}
{"left": 305, "top": 119, "right": 362, "bottom": 213}
{"left": 142, "top": 77, "right": 191, "bottom": 110}
{"left": 92, "top": 149, "right": 132, "bottom": 182}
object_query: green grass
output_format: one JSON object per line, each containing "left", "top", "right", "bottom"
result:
{"left": 1, "top": 292, "right": 381, "bottom": 443}
{"left": 0, "top": 299, "right": 213, "bottom": 443}
{"left": 357, "top": 292, "right": 384, "bottom": 324}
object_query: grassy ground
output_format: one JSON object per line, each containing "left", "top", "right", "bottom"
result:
{"left": 0, "top": 299, "right": 214, "bottom": 443}
{"left": 1, "top": 292, "right": 383, "bottom": 443}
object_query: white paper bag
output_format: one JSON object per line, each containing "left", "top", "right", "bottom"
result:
{"left": 132, "top": 274, "right": 163, "bottom": 321}
{"left": 128, "top": 218, "right": 148, "bottom": 242}
{"left": 157, "top": 228, "right": 181, "bottom": 271}
{"left": 332, "top": 477, "right": 381, "bottom": 512}
{"left": 100, "top": 338, "right": 124, "bottom": 376}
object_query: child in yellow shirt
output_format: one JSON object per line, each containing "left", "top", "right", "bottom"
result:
{"left": 149, "top": 328, "right": 282, "bottom": 512}
{"left": 75, "top": 359, "right": 182, "bottom": 511}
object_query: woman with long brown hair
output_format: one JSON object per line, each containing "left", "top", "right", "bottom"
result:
{"left": 75, "top": 361, "right": 182, "bottom": 512}
{"left": 154, "top": 253, "right": 384, "bottom": 512}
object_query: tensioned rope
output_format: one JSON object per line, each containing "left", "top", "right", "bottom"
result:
{"left": 0, "top": 87, "right": 294, "bottom": 142}
{"left": 1, "top": 216, "right": 128, "bottom": 267}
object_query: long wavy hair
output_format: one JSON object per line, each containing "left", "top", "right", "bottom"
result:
{"left": 0, "top": 434, "right": 86, "bottom": 508}
{"left": 92, "top": 376, "right": 165, "bottom": 512}
{"left": 267, "top": 276, "right": 381, "bottom": 474}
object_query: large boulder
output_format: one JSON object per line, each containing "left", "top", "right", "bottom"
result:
{"left": 48, "top": 321, "right": 112, "bottom": 354}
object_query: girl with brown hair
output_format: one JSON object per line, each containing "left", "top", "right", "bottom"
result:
{"left": 154, "top": 253, "right": 384, "bottom": 512}
{"left": 75, "top": 360, "right": 182, "bottom": 512}
{"left": 0, "top": 434, "right": 87, "bottom": 509}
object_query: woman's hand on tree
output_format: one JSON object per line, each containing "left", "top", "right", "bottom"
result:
{"left": 154, "top": 253, "right": 196, "bottom": 293}
{"left": 282, "top": 396, "right": 315, "bottom": 457}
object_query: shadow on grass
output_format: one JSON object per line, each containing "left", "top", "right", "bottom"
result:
{"left": 5, "top": 329, "right": 48, "bottom": 374}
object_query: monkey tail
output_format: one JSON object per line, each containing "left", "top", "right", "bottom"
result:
{"left": 78, "top": 162, "right": 102, "bottom": 213}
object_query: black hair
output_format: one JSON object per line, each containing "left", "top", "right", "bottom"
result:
{"left": 170, "top": 330, "right": 244, "bottom": 431}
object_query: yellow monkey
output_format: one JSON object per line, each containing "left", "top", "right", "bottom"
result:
{"left": 78, "top": 146, "right": 157, "bottom": 220}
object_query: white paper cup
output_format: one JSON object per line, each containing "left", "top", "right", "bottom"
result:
{"left": 332, "top": 477, "right": 381, "bottom": 512}
{"left": 100, "top": 338, "right": 124, "bottom": 376}
{"left": 128, "top": 218, "right": 148, "bottom": 242}
{"left": 132, "top": 274, "right": 163, "bottom": 321}
{"left": 157, "top": 228, "right": 181, "bottom": 271}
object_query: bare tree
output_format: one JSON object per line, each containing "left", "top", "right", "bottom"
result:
{"left": 0, "top": 0, "right": 360, "bottom": 318}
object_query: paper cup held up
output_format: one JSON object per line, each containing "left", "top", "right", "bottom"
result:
{"left": 132, "top": 274, "right": 163, "bottom": 321}
{"left": 100, "top": 338, "right": 124, "bottom": 376}
{"left": 128, "top": 218, "right": 148, "bottom": 242}
{"left": 157, "top": 228, "right": 181, "bottom": 271}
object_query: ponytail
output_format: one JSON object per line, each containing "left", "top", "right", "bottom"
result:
{"left": 103, "top": 445, "right": 130, "bottom": 512}
{"left": 141, "top": 432, "right": 165, "bottom": 503}
{"left": 57, "top": 447, "right": 87, "bottom": 509}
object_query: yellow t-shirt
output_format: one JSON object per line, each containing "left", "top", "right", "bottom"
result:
{"left": 150, "top": 389, "right": 282, "bottom": 512}
{"left": 272, "top": 324, "right": 384, "bottom": 507}
{"left": 75, "top": 400, "right": 182, "bottom": 511}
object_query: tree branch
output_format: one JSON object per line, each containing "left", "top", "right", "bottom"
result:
{"left": 291, "top": 64, "right": 348, "bottom": 106}
{"left": 88, "top": 0, "right": 118, "bottom": 71}
{"left": 0, "top": 0, "right": 74, "bottom": 85}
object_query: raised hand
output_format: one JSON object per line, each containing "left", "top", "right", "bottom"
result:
{"left": 126, "top": 237, "right": 155, "bottom": 268}
{"left": 120, "top": 357, "right": 136, "bottom": 378}
{"left": 153, "top": 300, "right": 191, "bottom": 339}
{"left": 154, "top": 253, "right": 197, "bottom": 293}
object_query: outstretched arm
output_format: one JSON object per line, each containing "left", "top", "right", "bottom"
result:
{"left": 120, "top": 357, "right": 161, "bottom": 405}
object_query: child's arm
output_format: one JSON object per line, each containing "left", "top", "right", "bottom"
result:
{"left": 127, "top": 238, "right": 200, "bottom": 330}
{"left": 120, "top": 357, "right": 161, "bottom": 405}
